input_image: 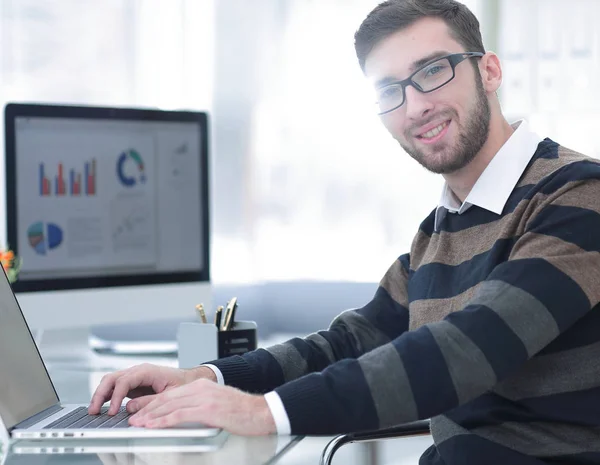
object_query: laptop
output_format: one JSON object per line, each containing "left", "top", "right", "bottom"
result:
{"left": 0, "top": 264, "right": 221, "bottom": 440}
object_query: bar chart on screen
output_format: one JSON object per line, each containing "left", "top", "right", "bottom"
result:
{"left": 39, "top": 160, "right": 97, "bottom": 197}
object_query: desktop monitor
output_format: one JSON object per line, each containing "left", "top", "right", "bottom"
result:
{"left": 4, "top": 103, "right": 211, "bottom": 331}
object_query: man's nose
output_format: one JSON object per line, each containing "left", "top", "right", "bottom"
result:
{"left": 403, "top": 85, "right": 434, "bottom": 121}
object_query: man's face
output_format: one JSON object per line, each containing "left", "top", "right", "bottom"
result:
{"left": 364, "top": 17, "right": 490, "bottom": 174}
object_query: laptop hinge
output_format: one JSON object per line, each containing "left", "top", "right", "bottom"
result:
{"left": 12, "top": 404, "right": 64, "bottom": 430}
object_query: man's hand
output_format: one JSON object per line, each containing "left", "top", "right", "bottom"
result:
{"left": 88, "top": 363, "right": 217, "bottom": 415}
{"left": 128, "top": 378, "right": 277, "bottom": 436}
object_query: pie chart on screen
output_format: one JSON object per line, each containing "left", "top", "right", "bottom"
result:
{"left": 27, "top": 222, "right": 63, "bottom": 255}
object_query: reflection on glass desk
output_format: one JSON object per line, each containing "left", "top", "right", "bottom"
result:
{"left": 12, "top": 433, "right": 228, "bottom": 455}
{"left": 7, "top": 434, "right": 302, "bottom": 465}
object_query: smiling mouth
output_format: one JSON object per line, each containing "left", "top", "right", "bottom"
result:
{"left": 417, "top": 120, "right": 450, "bottom": 140}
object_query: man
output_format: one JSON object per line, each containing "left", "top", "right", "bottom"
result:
{"left": 90, "top": 1, "right": 600, "bottom": 463}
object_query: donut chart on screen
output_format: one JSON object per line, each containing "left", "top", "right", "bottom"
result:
{"left": 117, "top": 149, "right": 146, "bottom": 187}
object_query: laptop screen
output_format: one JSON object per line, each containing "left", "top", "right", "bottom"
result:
{"left": 0, "top": 267, "right": 58, "bottom": 429}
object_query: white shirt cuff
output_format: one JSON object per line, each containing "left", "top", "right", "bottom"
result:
{"left": 201, "top": 364, "right": 224, "bottom": 385}
{"left": 264, "top": 391, "right": 292, "bottom": 435}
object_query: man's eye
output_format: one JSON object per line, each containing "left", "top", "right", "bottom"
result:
{"left": 378, "top": 85, "right": 402, "bottom": 101}
{"left": 425, "top": 65, "right": 445, "bottom": 76}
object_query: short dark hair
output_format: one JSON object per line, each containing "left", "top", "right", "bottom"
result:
{"left": 354, "top": 0, "right": 485, "bottom": 72}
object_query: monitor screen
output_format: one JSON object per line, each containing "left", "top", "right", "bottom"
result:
{"left": 5, "top": 104, "right": 210, "bottom": 293}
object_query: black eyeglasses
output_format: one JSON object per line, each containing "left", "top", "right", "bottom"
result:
{"left": 374, "top": 52, "right": 484, "bottom": 115}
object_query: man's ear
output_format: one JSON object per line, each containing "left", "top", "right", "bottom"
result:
{"left": 479, "top": 52, "right": 502, "bottom": 94}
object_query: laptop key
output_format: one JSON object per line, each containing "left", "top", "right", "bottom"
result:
{"left": 44, "top": 407, "right": 89, "bottom": 429}
{"left": 82, "top": 408, "right": 128, "bottom": 429}
{"left": 112, "top": 417, "right": 133, "bottom": 428}
{"left": 81, "top": 413, "right": 117, "bottom": 429}
{"left": 68, "top": 413, "right": 108, "bottom": 429}
{"left": 98, "top": 410, "right": 131, "bottom": 429}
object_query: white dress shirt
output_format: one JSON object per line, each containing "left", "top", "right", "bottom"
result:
{"left": 434, "top": 120, "right": 544, "bottom": 231}
{"left": 202, "top": 363, "right": 291, "bottom": 434}
{"left": 203, "top": 119, "right": 544, "bottom": 436}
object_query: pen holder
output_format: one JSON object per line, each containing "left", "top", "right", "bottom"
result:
{"left": 177, "top": 320, "right": 257, "bottom": 369}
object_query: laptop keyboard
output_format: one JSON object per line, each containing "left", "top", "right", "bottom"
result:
{"left": 44, "top": 406, "right": 131, "bottom": 429}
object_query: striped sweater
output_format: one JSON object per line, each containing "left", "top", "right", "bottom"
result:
{"left": 212, "top": 139, "right": 600, "bottom": 464}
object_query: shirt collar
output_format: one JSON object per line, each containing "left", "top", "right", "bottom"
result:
{"left": 434, "top": 120, "right": 544, "bottom": 231}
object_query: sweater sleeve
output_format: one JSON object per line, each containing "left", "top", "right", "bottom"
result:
{"left": 273, "top": 178, "right": 600, "bottom": 434}
{"left": 205, "top": 255, "right": 411, "bottom": 393}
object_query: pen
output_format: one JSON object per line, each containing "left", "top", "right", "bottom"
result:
{"left": 195, "top": 304, "right": 207, "bottom": 324}
{"left": 228, "top": 298, "right": 238, "bottom": 330}
{"left": 222, "top": 301, "right": 231, "bottom": 331}
{"left": 215, "top": 305, "right": 224, "bottom": 330}
{"left": 223, "top": 297, "right": 238, "bottom": 331}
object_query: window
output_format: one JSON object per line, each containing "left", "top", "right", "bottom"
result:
{"left": 0, "top": 0, "right": 214, "bottom": 248}
{"left": 499, "top": 0, "right": 600, "bottom": 158}
{"left": 211, "top": 1, "right": 483, "bottom": 283}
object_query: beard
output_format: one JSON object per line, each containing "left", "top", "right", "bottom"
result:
{"left": 399, "top": 79, "right": 491, "bottom": 174}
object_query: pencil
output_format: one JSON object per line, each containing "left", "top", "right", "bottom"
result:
{"left": 195, "top": 304, "right": 207, "bottom": 324}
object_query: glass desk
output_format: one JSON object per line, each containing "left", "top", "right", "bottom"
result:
{"left": 2, "top": 329, "right": 303, "bottom": 465}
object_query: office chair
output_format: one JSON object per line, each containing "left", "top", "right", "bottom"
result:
{"left": 319, "top": 419, "right": 431, "bottom": 465}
